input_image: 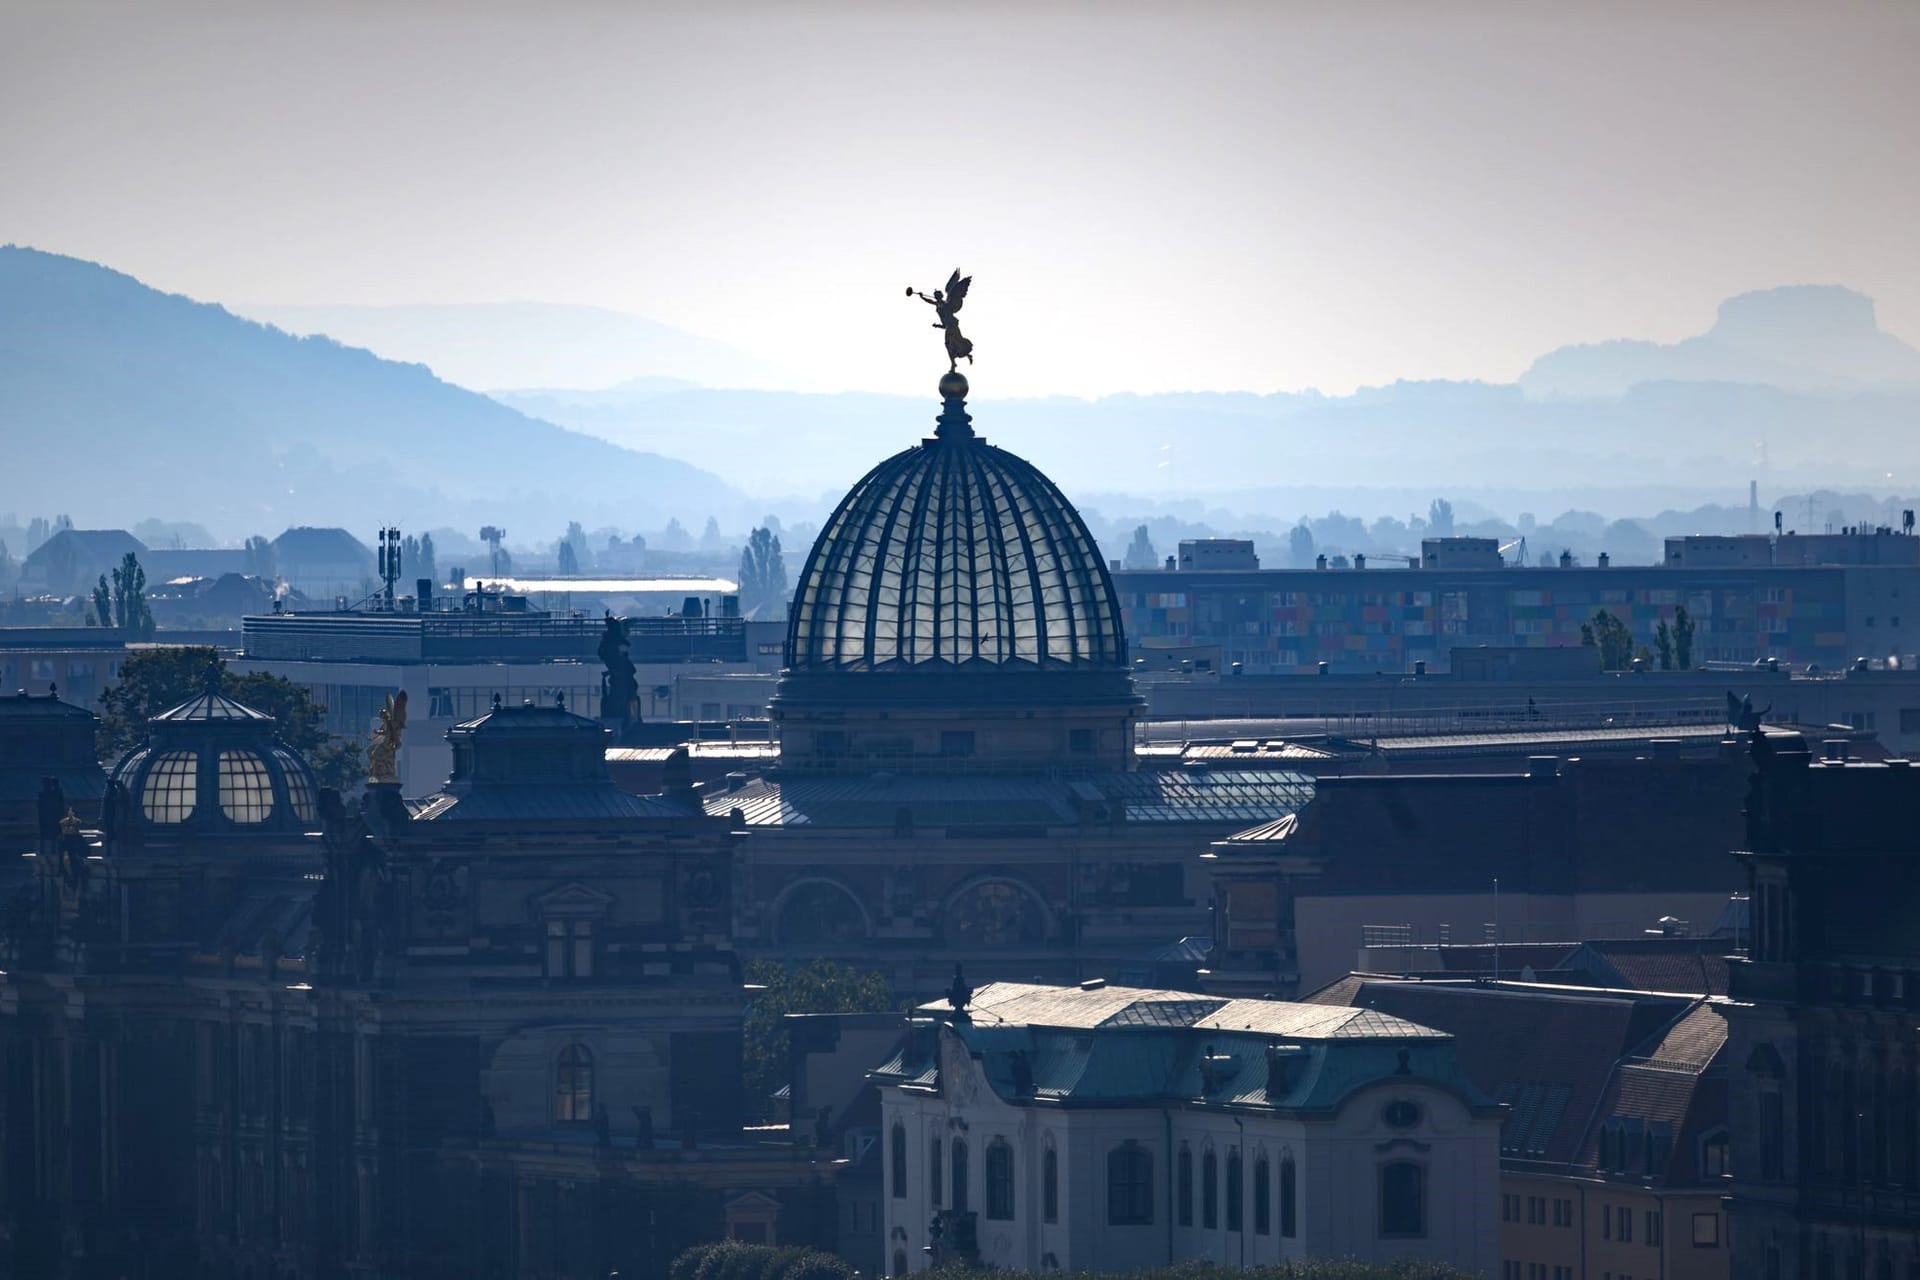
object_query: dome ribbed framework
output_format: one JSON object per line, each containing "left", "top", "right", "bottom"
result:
{"left": 786, "top": 427, "right": 1126, "bottom": 672}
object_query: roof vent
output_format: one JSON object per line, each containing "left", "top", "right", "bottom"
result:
{"left": 1079, "top": 977, "right": 1107, "bottom": 991}
{"left": 1265, "top": 1042, "right": 1308, "bottom": 1096}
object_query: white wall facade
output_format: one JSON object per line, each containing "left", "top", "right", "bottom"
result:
{"left": 879, "top": 1027, "right": 1499, "bottom": 1276}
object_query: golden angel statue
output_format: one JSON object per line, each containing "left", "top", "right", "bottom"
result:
{"left": 907, "top": 269, "right": 974, "bottom": 371}
{"left": 368, "top": 690, "right": 408, "bottom": 785}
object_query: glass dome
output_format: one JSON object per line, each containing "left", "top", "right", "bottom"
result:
{"left": 786, "top": 381, "right": 1126, "bottom": 673}
{"left": 106, "top": 668, "right": 324, "bottom": 840}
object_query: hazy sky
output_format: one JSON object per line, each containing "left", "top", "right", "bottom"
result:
{"left": 4, "top": 0, "right": 1917, "bottom": 397}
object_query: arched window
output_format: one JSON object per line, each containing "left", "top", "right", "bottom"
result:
{"left": 1177, "top": 1145, "right": 1194, "bottom": 1226}
{"left": 1202, "top": 1148, "right": 1219, "bottom": 1228}
{"left": 891, "top": 1122, "right": 908, "bottom": 1199}
{"left": 986, "top": 1138, "right": 1015, "bottom": 1220}
{"left": 1226, "top": 1148, "right": 1243, "bottom": 1232}
{"left": 1106, "top": 1142, "right": 1153, "bottom": 1226}
{"left": 778, "top": 880, "right": 868, "bottom": 945}
{"left": 951, "top": 1138, "right": 969, "bottom": 1212}
{"left": 1043, "top": 1145, "right": 1059, "bottom": 1223}
{"left": 1699, "top": 1127, "right": 1731, "bottom": 1179}
{"left": 1379, "top": 1161, "right": 1425, "bottom": 1237}
{"left": 1253, "top": 1155, "right": 1271, "bottom": 1235}
{"left": 554, "top": 1044, "right": 593, "bottom": 1123}
{"left": 930, "top": 1136, "right": 944, "bottom": 1207}
{"left": 1281, "top": 1155, "right": 1297, "bottom": 1237}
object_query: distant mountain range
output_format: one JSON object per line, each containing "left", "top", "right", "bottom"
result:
{"left": 237, "top": 300, "right": 789, "bottom": 392}
{"left": 1521, "top": 285, "right": 1920, "bottom": 398}
{"left": 0, "top": 247, "right": 744, "bottom": 540}
{"left": 7, "top": 248, "right": 1919, "bottom": 539}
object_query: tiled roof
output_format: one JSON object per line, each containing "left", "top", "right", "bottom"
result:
{"left": 1572, "top": 939, "right": 1733, "bottom": 996}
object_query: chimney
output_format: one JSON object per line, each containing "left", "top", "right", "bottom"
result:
{"left": 1165, "top": 555, "right": 1176, "bottom": 571}
{"left": 1597, "top": 552, "right": 1610, "bottom": 568}
{"left": 1354, "top": 553, "right": 1367, "bottom": 570}
{"left": 1315, "top": 554, "right": 1328, "bottom": 571}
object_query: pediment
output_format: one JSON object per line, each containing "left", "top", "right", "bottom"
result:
{"left": 532, "top": 881, "right": 616, "bottom": 915}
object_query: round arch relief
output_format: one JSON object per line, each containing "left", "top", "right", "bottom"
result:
{"left": 776, "top": 878, "right": 870, "bottom": 945}
{"left": 943, "top": 877, "right": 1049, "bottom": 946}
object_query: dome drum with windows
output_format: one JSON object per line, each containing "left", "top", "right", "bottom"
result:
{"left": 776, "top": 376, "right": 1141, "bottom": 773}
{"left": 107, "top": 668, "right": 320, "bottom": 835}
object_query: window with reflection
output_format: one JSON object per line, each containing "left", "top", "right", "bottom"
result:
{"left": 1202, "top": 1148, "right": 1218, "bottom": 1228}
{"left": 1379, "top": 1161, "right": 1425, "bottom": 1237}
{"left": 1253, "top": 1155, "right": 1271, "bottom": 1234}
{"left": 1043, "top": 1145, "right": 1058, "bottom": 1223}
{"left": 142, "top": 750, "right": 199, "bottom": 823}
{"left": 986, "top": 1138, "right": 1014, "bottom": 1220}
{"left": 891, "top": 1122, "right": 907, "bottom": 1198}
{"left": 545, "top": 918, "right": 594, "bottom": 979}
{"left": 779, "top": 881, "right": 867, "bottom": 945}
{"left": 218, "top": 750, "right": 276, "bottom": 824}
{"left": 278, "top": 752, "right": 318, "bottom": 823}
{"left": 554, "top": 1044, "right": 593, "bottom": 1123}
{"left": 1107, "top": 1142, "right": 1153, "bottom": 1226}
{"left": 1178, "top": 1145, "right": 1193, "bottom": 1226}
{"left": 951, "top": 1138, "right": 969, "bottom": 1212}
{"left": 1281, "top": 1155, "right": 1297, "bottom": 1237}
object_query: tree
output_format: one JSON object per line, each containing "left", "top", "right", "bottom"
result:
{"left": 25, "top": 516, "right": 49, "bottom": 554}
{"left": 737, "top": 526, "right": 789, "bottom": 619}
{"left": 1123, "top": 524, "right": 1159, "bottom": 570}
{"left": 1584, "top": 608, "right": 1634, "bottom": 671}
{"left": 1428, "top": 497, "right": 1455, "bottom": 538}
{"left": 53, "top": 514, "right": 72, "bottom": 534}
{"left": 1654, "top": 619, "right": 1674, "bottom": 670}
{"left": 0, "top": 539, "right": 13, "bottom": 589}
{"left": 557, "top": 540, "right": 579, "bottom": 575}
{"left": 110, "top": 553, "right": 154, "bottom": 640}
{"left": 91, "top": 575, "right": 113, "bottom": 628}
{"left": 741, "top": 958, "right": 891, "bottom": 1123}
{"left": 242, "top": 534, "right": 276, "bottom": 579}
{"left": 417, "top": 532, "right": 437, "bottom": 587}
{"left": 699, "top": 516, "right": 724, "bottom": 554}
{"left": 562, "top": 521, "right": 590, "bottom": 573}
{"left": 661, "top": 517, "right": 691, "bottom": 551}
{"left": 1288, "top": 523, "right": 1316, "bottom": 568}
{"left": 96, "top": 647, "right": 363, "bottom": 789}
{"left": 1673, "top": 603, "right": 1696, "bottom": 670}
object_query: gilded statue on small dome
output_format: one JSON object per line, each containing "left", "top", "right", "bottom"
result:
{"left": 368, "top": 691, "right": 407, "bottom": 785}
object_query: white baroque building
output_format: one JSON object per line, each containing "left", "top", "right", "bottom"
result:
{"left": 873, "top": 981, "right": 1502, "bottom": 1276}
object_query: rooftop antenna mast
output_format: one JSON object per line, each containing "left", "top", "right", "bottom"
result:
{"left": 376, "top": 526, "right": 402, "bottom": 608}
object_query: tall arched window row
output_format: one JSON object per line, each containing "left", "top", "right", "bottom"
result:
{"left": 951, "top": 1138, "right": 970, "bottom": 1213}
{"left": 1202, "top": 1149, "right": 1219, "bottom": 1229}
{"left": 1253, "top": 1155, "right": 1271, "bottom": 1235}
{"left": 1226, "top": 1149, "right": 1243, "bottom": 1232}
{"left": 1280, "top": 1155, "right": 1297, "bottom": 1238}
{"left": 1177, "top": 1145, "right": 1194, "bottom": 1227}
{"left": 1043, "top": 1146, "right": 1059, "bottom": 1223}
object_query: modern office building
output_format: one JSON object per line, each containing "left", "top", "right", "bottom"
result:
{"left": 1112, "top": 531, "right": 1920, "bottom": 675}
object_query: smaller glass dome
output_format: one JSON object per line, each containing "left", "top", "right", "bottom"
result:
{"left": 141, "top": 749, "right": 197, "bottom": 824}
{"left": 106, "top": 664, "right": 324, "bottom": 841}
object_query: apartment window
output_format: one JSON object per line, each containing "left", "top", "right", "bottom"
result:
{"left": 1616, "top": 1206, "right": 1633, "bottom": 1243}
{"left": 1379, "top": 1161, "right": 1425, "bottom": 1237}
{"left": 1177, "top": 1146, "right": 1194, "bottom": 1226}
{"left": 1226, "top": 1149, "right": 1243, "bottom": 1232}
{"left": 1646, "top": 1210, "right": 1662, "bottom": 1246}
{"left": 1528, "top": 1195, "right": 1545, "bottom": 1224}
{"left": 891, "top": 1122, "right": 907, "bottom": 1199}
{"left": 1700, "top": 1128, "right": 1731, "bottom": 1178}
{"left": 1502, "top": 1193, "right": 1519, "bottom": 1222}
{"left": 1106, "top": 1143, "right": 1153, "bottom": 1226}
{"left": 1900, "top": 708, "right": 1920, "bottom": 735}
{"left": 545, "top": 917, "right": 596, "bottom": 979}
{"left": 1280, "top": 1155, "right": 1297, "bottom": 1238}
{"left": 1692, "top": 1212, "right": 1720, "bottom": 1247}
{"left": 1603, "top": 1204, "right": 1612, "bottom": 1240}
{"left": 930, "top": 1137, "right": 943, "bottom": 1207}
{"left": 1554, "top": 1197, "right": 1574, "bottom": 1227}
{"left": 986, "top": 1139, "right": 1014, "bottom": 1221}
{"left": 1253, "top": 1155, "right": 1271, "bottom": 1234}
{"left": 554, "top": 1043, "right": 593, "bottom": 1123}
{"left": 951, "top": 1139, "right": 969, "bottom": 1213}
{"left": 1043, "top": 1147, "right": 1058, "bottom": 1223}
{"left": 1202, "top": 1149, "right": 1218, "bottom": 1228}
{"left": 1554, "top": 1269, "right": 1573, "bottom": 1280}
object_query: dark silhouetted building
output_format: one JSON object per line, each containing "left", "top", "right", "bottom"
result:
{"left": 1724, "top": 729, "right": 1920, "bottom": 1280}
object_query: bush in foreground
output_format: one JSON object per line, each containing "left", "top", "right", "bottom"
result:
{"left": 921, "top": 1262, "right": 1478, "bottom": 1280}
{"left": 671, "top": 1241, "right": 854, "bottom": 1280}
